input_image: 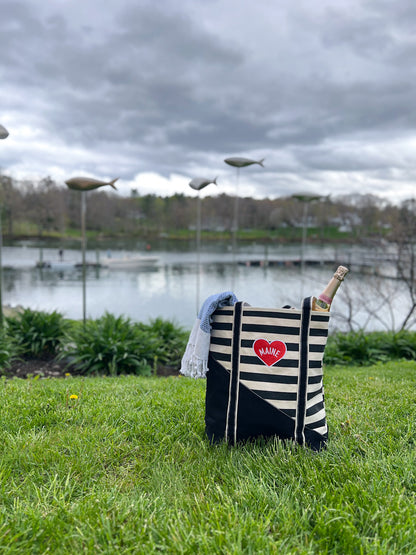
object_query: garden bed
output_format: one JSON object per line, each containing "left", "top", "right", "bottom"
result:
{"left": 5, "top": 356, "right": 180, "bottom": 379}
{"left": 1, "top": 309, "right": 187, "bottom": 379}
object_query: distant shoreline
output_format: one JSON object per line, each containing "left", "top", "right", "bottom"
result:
{"left": 3, "top": 226, "right": 359, "bottom": 247}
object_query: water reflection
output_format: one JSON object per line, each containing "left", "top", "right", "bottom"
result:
{"left": 2, "top": 244, "right": 414, "bottom": 332}
{"left": 3, "top": 258, "right": 301, "bottom": 327}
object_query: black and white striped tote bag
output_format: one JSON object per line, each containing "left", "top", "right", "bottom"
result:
{"left": 205, "top": 297, "right": 330, "bottom": 450}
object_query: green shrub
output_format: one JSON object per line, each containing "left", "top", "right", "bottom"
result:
{"left": 61, "top": 312, "right": 154, "bottom": 375}
{"left": 324, "top": 329, "right": 416, "bottom": 366}
{"left": 5, "top": 308, "right": 69, "bottom": 359}
{"left": 0, "top": 328, "right": 19, "bottom": 372}
{"left": 136, "top": 317, "right": 189, "bottom": 368}
{"left": 372, "top": 330, "right": 416, "bottom": 360}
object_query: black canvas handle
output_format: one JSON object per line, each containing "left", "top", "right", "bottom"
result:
{"left": 295, "top": 296, "right": 312, "bottom": 445}
{"left": 225, "top": 301, "right": 243, "bottom": 444}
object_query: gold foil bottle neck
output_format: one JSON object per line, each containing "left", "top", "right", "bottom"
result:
{"left": 333, "top": 265, "right": 349, "bottom": 282}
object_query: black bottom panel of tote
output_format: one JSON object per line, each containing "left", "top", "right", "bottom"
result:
{"left": 205, "top": 356, "right": 327, "bottom": 451}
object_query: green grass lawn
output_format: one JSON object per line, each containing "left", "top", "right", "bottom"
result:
{"left": 1, "top": 362, "right": 415, "bottom": 554}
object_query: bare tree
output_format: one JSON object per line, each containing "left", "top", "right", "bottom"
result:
{"left": 334, "top": 276, "right": 402, "bottom": 332}
{"left": 332, "top": 198, "right": 416, "bottom": 332}
{"left": 393, "top": 199, "right": 416, "bottom": 329}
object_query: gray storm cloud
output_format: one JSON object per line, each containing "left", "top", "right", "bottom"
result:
{"left": 1, "top": 0, "right": 416, "bottom": 202}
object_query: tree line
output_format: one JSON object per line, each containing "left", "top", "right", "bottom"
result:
{"left": 0, "top": 173, "right": 413, "bottom": 243}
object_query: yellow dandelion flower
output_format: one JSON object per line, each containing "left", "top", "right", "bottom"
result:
{"left": 70, "top": 394, "right": 78, "bottom": 400}
{"left": 65, "top": 373, "right": 71, "bottom": 377}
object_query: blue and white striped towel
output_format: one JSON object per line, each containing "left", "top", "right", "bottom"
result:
{"left": 180, "top": 291, "right": 238, "bottom": 378}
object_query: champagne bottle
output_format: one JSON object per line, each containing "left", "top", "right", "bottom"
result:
{"left": 312, "top": 265, "right": 349, "bottom": 312}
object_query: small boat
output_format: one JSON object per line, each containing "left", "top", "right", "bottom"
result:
{"left": 101, "top": 255, "right": 159, "bottom": 269}
{"left": 36, "top": 261, "right": 77, "bottom": 271}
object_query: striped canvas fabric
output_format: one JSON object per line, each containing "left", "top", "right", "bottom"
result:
{"left": 205, "top": 297, "right": 330, "bottom": 450}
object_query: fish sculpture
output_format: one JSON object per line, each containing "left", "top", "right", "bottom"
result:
{"left": 0, "top": 125, "right": 9, "bottom": 139}
{"left": 189, "top": 177, "right": 218, "bottom": 191}
{"left": 65, "top": 176, "right": 119, "bottom": 191}
{"left": 224, "top": 157, "right": 265, "bottom": 168}
{"left": 292, "top": 193, "right": 322, "bottom": 203}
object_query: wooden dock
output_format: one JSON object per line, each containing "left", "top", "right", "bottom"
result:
{"left": 236, "top": 254, "right": 403, "bottom": 278}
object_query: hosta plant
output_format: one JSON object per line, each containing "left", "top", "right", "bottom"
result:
{"left": 61, "top": 312, "right": 154, "bottom": 375}
{"left": 0, "top": 328, "right": 18, "bottom": 373}
{"left": 324, "top": 329, "right": 416, "bottom": 366}
{"left": 6, "top": 308, "right": 69, "bottom": 359}
{"left": 136, "top": 317, "right": 189, "bottom": 368}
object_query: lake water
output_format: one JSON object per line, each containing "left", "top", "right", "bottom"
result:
{"left": 3, "top": 243, "right": 414, "bottom": 332}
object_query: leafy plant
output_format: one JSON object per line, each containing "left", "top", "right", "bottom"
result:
{"left": 61, "top": 312, "right": 154, "bottom": 375}
{"left": 324, "top": 329, "right": 416, "bottom": 366}
{"left": 0, "top": 328, "right": 18, "bottom": 373}
{"left": 5, "top": 308, "right": 69, "bottom": 359}
{"left": 136, "top": 317, "right": 189, "bottom": 368}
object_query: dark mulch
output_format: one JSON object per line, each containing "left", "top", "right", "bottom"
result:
{"left": 4, "top": 356, "right": 80, "bottom": 379}
{"left": 3, "top": 356, "right": 180, "bottom": 379}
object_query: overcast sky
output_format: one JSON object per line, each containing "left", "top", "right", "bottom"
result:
{"left": 1, "top": 0, "right": 416, "bottom": 202}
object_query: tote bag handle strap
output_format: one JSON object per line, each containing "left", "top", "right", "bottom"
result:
{"left": 295, "top": 296, "right": 313, "bottom": 445}
{"left": 225, "top": 301, "right": 244, "bottom": 445}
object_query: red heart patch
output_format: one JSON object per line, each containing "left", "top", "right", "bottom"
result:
{"left": 253, "top": 339, "right": 287, "bottom": 366}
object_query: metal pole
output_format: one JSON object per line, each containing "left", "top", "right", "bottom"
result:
{"left": 224, "top": 157, "right": 264, "bottom": 289}
{"left": 196, "top": 193, "right": 201, "bottom": 314}
{"left": 300, "top": 201, "right": 309, "bottom": 298}
{"left": 301, "top": 201, "right": 308, "bottom": 276}
{"left": 232, "top": 167, "right": 240, "bottom": 288}
{"left": 0, "top": 125, "right": 9, "bottom": 327}
{"left": 81, "top": 191, "right": 87, "bottom": 324}
{"left": 0, "top": 207, "right": 3, "bottom": 327}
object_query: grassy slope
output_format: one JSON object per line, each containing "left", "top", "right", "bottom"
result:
{"left": 0, "top": 362, "right": 415, "bottom": 554}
